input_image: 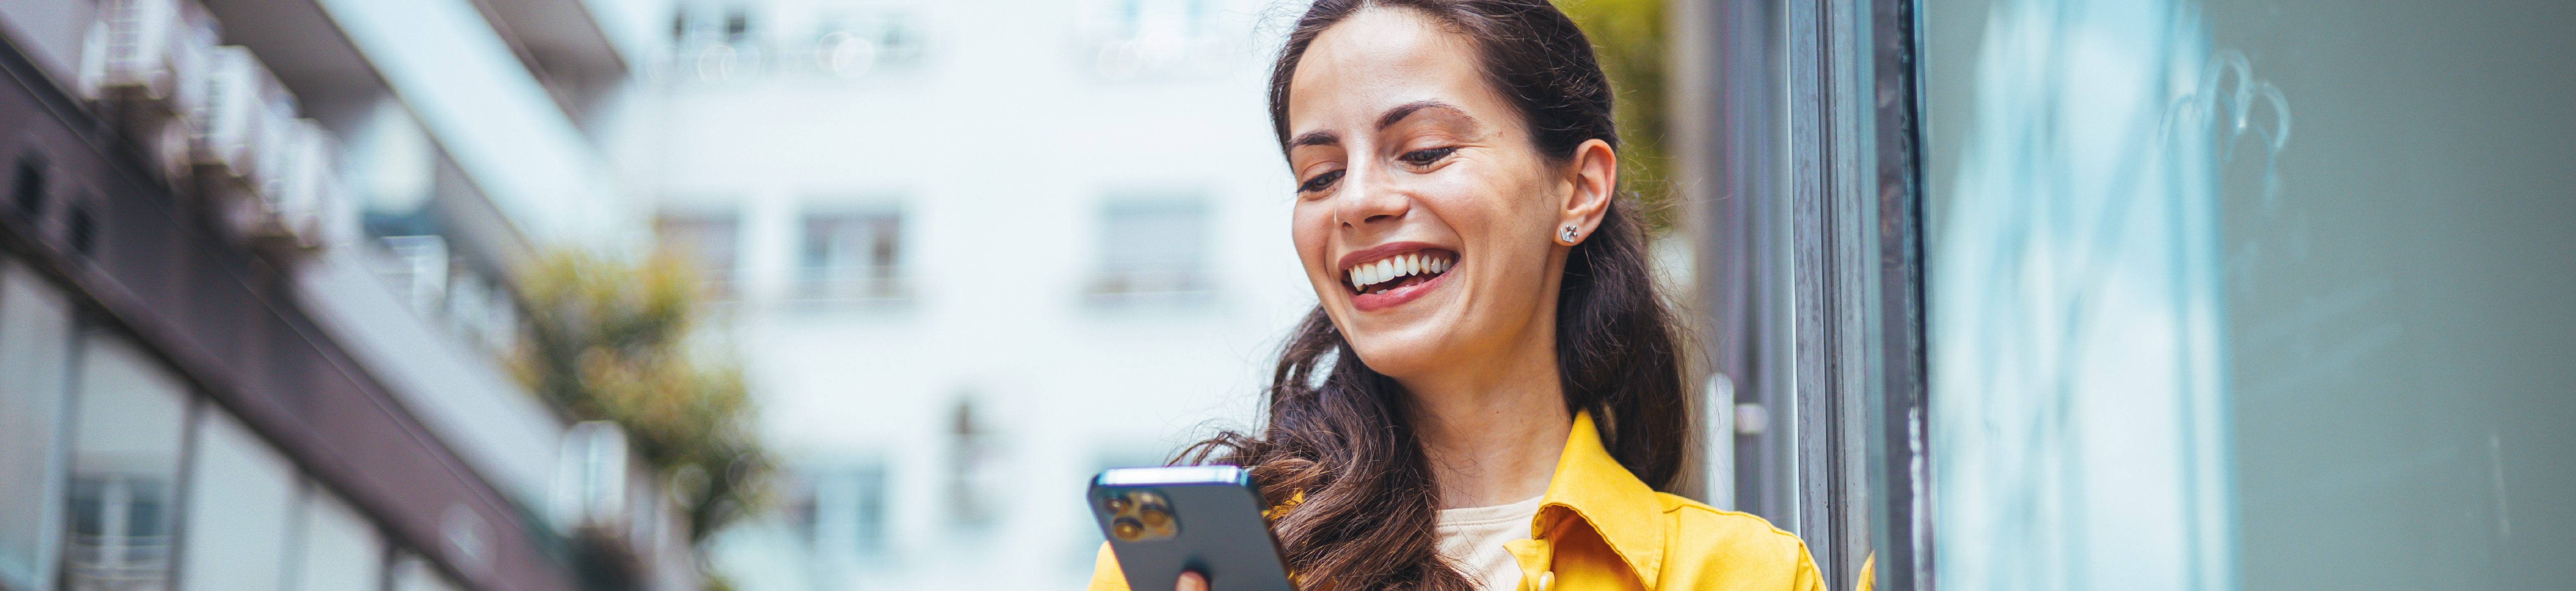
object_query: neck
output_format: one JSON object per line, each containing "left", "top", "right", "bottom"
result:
{"left": 1402, "top": 342, "right": 1574, "bottom": 510}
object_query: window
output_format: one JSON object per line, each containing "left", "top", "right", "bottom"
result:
{"left": 657, "top": 213, "right": 741, "bottom": 299}
{"left": 290, "top": 487, "right": 384, "bottom": 591}
{"left": 388, "top": 552, "right": 464, "bottom": 591}
{"left": 946, "top": 399, "right": 999, "bottom": 527}
{"left": 63, "top": 335, "right": 189, "bottom": 591}
{"left": 672, "top": 6, "right": 769, "bottom": 83}
{"left": 377, "top": 235, "right": 450, "bottom": 319}
{"left": 1082, "top": 0, "right": 1232, "bottom": 80}
{"left": 787, "top": 464, "right": 889, "bottom": 562}
{"left": 178, "top": 407, "right": 298, "bottom": 591}
{"left": 1089, "top": 199, "right": 1212, "bottom": 302}
{"left": 0, "top": 259, "right": 74, "bottom": 589}
{"left": 810, "top": 11, "right": 925, "bottom": 79}
{"left": 1910, "top": 0, "right": 2576, "bottom": 587}
{"left": 800, "top": 211, "right": 905, "bottom": 301}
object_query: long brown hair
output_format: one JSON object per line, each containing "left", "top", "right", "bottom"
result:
{"left": 1180, "top": 2, "right": 1691, "bottom": 590}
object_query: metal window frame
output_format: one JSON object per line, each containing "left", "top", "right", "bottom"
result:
{"left": 1680, "top": 0, "right": 1930, "bottom": 588}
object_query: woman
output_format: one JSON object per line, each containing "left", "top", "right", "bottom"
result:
{"left": 1091, "top": 1, "right": 1824, "bottom": 590}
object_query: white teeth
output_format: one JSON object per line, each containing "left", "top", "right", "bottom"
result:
{"left": 1350, "top": 253, "right": 1458, "bottom": 291}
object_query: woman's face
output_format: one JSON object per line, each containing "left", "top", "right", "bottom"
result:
{"left": 1284, "top": 8, "right": 1611, "bottom": 382}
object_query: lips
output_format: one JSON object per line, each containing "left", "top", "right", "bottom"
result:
{"left": 1339, "top": 244, "right": 1457, "bottom": 312}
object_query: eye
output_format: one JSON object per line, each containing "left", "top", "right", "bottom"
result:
{"left": 1397, "top": 146, "right": 1458, "bottom": 167}
{"left": 1298, "top": 169, "right": 1345, "bottom": 193}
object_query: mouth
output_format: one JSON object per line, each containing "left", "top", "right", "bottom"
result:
{"left": 1340, "top": 246, "right": 1457, "bottom": 312}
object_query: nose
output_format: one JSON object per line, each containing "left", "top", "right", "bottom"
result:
{"left": 1332, "top": 165, "right": 1408, "bottom": 228}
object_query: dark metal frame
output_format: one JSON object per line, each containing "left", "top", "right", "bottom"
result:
{"left": 1685, "top": 0, "right": 1930, "bottom": 588}
{"left": 1857, "top": 0, "right": 1932, "bottom": 587}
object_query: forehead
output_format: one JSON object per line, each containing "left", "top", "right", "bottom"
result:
{"left": 1286, "top": 9, "right": 1501, "bottom": 134}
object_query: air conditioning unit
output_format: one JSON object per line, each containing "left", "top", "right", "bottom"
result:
{"left": 220, "top": 118, "right": 347, "bottom": 249}
{"left": 82, "top": 0, "right": 218, "bottom": 184}
{"left": 197, "top": 46, "right": 293, "bottom": 183}
{"left": 199, "top": 47, "right": 318, "bottom": 247}
{"left": 275, "top": 119, "right": 349, "bottom": 249}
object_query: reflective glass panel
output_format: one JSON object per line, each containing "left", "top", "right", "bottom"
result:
{"left": 389, "top": 551, "right": 464, "bottom": 591}
{"left": 290, "top": 487, "right": 384, "bottom": 591}
{"left": 177, "top": 408, "right": 299, "bottom": 591}
{"left": 1921, "top": 0, "right": 2576, "bottom": 588}
{"left": 0, "top": 259, "right": 74, "bottom": 588}
{"left": 63, "top": 335, "right": 189, "bottom": 591}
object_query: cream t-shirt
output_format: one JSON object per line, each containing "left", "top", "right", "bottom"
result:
{"left": 1434, "top": 495, "right": 1545, "bottom": 591}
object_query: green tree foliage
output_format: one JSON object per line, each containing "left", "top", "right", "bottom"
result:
{"left": 1557, "top": 0, "right": 1673, "bottom": 234}
{"left": 513, "top": 249, "right": 772, "bottom": 544}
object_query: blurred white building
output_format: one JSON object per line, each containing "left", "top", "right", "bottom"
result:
{"left": 621, "top": 0, "right": 1312, "bottom": 589}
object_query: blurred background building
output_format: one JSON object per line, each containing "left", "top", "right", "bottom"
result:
{"left": 622, "top": 0, "right": 1316, "bottom": 589}
{"left": 0, "top": 0, "right": 692, "bottom": 590}
{"left": 0, "top": 0, "right": 2568, "bottom": 590}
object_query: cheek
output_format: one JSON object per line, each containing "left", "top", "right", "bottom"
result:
{"left": 1417, "top": 167, "right": 1547, "bottom": 249}
{"left": 1289, "top": 202, "right": 1337, "bottom": 273}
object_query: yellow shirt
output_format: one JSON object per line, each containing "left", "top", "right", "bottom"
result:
{"left": 1088, "top": 411, "right": 1826, "bottom": 591}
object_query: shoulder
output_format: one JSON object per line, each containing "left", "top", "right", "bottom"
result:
{"left": 1088, "top": 542, "right": 1131, "bottom": 591}
{"left": 1651, "top": 493, "right": 1824, "bottom": 590}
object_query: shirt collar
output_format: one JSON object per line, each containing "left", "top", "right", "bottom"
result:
{"left": 1536, "top": 410, "right": 1667, "bottom": 584}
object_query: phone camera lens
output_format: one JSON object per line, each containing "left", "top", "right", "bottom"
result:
{"left": 1111, "top": 517, "right": 1146, "bottom": 541}
{"left": 1105, "top": 495, "right": 1132, "bottom": 513}
{"left": 1138, "top": 506, "right": 1171, "bottom": 528}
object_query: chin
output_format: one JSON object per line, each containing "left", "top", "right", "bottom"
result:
{"left": 1340, "top": 325, "right": 1453, "bottom": 380}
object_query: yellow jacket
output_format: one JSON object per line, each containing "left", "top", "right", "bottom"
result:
{"left": 1089, "top": 411, "right": 1826, "bottom": 591}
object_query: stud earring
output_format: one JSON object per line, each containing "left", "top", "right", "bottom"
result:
{"left": 1560, "top": 225, "right": 1581, "bottom": 243}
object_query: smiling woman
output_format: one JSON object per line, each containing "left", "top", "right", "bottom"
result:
{"left": 1085, "top": 2, "right": 1824, "bottom": 591}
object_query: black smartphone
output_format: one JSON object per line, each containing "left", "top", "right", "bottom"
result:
{"left": 1089, "top": 466, "right": 1295, "bottom": 591}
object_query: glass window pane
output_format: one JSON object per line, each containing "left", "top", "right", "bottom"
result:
{"left": 1093, "top": 199, "right": 1211, "bottom": 295}
{"left": 0, "top": 259, "right": 75, "bottom": 589}
{"left": 289, "top": 488, "right": 383, "bottom": 591}
{"left": 63, "top": 335, "right": 189, "bottom": 591}
{"left": 1920, "top": 0, "right": 2576, "bottom": 587}
{"left": 177, "top": 408, "right": 298, "bottom": 591}
{"left": 801, "top": 211, "right": 906, "bottom": 300}
{"left": 389, "top": 551, "right": 464, "bottom": 591}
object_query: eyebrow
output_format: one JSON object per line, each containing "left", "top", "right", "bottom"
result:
{"left": 1377, "top": 100, "right": 1468, "bottom": 131}
{"left": 1286, "top": 101, "right": 1474, "bottom": 150}
{"left": 1290, "top": 130, "right": 1340, "bottom": 148}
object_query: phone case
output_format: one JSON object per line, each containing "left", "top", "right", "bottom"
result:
{"left": 1089, "top": 466, "right": 1296, "bottom": 591}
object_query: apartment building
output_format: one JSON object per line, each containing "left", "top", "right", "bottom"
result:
{"left": 0, "top": 0, "right": 693, "bottom": 590}
{"left": 625, "top": 0, "right": 1311, "bottom": 589}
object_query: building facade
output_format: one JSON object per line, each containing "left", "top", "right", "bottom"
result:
{"left": 0, "top": 0, "right": 695, "bottom": 590}
{"left": 625, "top": 0, "right": 1313, "bottom": 589}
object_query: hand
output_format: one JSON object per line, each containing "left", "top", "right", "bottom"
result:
{"left": 1176, "top": 570, "right": 1209, "bottom": 591}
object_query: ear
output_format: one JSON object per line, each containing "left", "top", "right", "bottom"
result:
{"left": 1555, "top": 138, "right": 1617, "bottom": 246}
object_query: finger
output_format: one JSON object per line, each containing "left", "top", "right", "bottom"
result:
{"left": 1177, "top": 570, "right": 1210, "bottom": 591}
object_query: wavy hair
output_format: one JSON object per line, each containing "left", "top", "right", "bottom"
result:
{"left": 1179, "top": 2, "right": 1691, "bottom": 590}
